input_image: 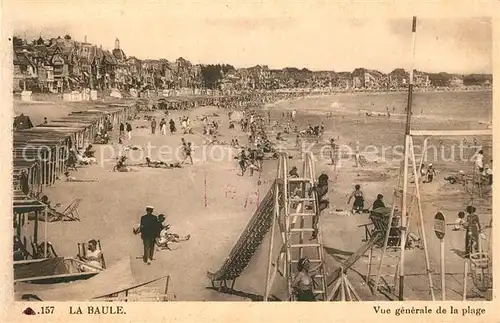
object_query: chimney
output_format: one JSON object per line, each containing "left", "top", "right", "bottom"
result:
{"left": 84, "top": 35, "right": 87, "bottom": 43}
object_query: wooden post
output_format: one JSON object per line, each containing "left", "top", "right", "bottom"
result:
{"left": 164, "top": 275, "right": 170, "bottom": 297}
{"left": 366, "top": 247, "right": 373, "bottom": 283}
{"left": 440, "top": 236, "right": 446, "bottom": 300}
{"left": 462, "top": 258, "right": 468, "bottom": 300}
{"left": 399, "top": 135, "right": 410, "bottom": 301}
{"left": 44, "top": 208, "right": 48, "bottom": 258}
{"left": 409, "top": 136, "right": 436, "bottom": 300}
{"left": 15, "top": 213, "right": 21, "bottom": 240}
{"left": 55, "top": 145, "right": 59, "bottom": 181}
{"left": 340, "top": 270, "right": 346, "bottom": 301}
{"left": 37, "top": 162, "right": 42, "bottom": 195}
{"left": 42, "top": 151, "right": 47, "bottom": 185}
{"left": 264, "top": 188, "right": 277, "bottom": 301}
{"left": 51, "top": 147, "right": 56, "bottom": 184}
{"left": 34, "top": 210, "right": 39, "bottom": 246}
{"left": 204, "top": 171, "right": 207, "bottom": 208}
{"left": 28, "top": 166, "right": 33, "bottom": 194}
{"left": 265, "top": 158, "right": 283, "bottom": 301}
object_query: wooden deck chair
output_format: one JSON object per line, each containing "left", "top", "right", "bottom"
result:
{"left": 77, "top": 239, "right": 106, "bottom": 269}
{"left": 30, "top": 238, "right": 58, "bottom": 259}
{"left": 48, "top": 198, "right": 82, "bottom": 222}
{"left": 14, "top": 237, "right": 33, "bottom": 260}
{"left": 369, "top": 209, "right": 401, "bottom": 248}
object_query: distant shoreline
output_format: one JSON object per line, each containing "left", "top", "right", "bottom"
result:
{"left": 266, "top": 87, "right": 492, "bottom": 96}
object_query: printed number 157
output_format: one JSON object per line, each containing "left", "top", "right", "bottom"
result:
{"left": 41, "top": 306, "right": 54, "bottom": 314}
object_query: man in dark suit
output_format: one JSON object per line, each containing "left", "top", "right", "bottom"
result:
{"left": 140, "top": 206, "right": 159, "bottom": 264}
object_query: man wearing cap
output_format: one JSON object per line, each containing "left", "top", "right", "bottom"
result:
{"left": 140, "top": 206, "right": 159, "bottom": 264}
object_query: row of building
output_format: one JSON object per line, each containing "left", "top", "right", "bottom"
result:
{"left": 13, "top": 36, "right": 201, "bottom": 94}
{"left": 13, "top": 35, "right": 492, "bottom": 94}
{"left": 219, "top": 66, "right": 492, "bottom": 92}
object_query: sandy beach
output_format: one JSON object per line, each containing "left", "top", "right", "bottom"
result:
{"left": 15, "top": 90, "right": 493, "bottom": 301}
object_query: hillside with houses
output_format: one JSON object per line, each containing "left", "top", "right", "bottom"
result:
{"left": 13, "top": 35, "right": 492, "bottom": 95}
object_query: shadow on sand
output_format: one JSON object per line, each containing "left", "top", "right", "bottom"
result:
{"left": 205, "top": 287, "right": 281, "bottom": 301}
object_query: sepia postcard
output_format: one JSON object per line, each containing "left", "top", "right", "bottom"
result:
{"left": 0, "top": 1, "right": 498, "bottom": 322}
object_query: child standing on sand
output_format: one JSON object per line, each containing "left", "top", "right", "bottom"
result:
{"left": 181, "top": 142, "right": 193, "bottom": 165}
{"left": 425, "top": 163, "right": 436, "bottom": 183}
{"left": 347, "top": 184, "right": 364, "bottom": 214}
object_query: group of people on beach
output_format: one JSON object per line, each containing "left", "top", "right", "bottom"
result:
{"left": 119, "top": 122, "right": 133, "bottom": 141}
{"left": 148, "top": 116, "right": 178, "bottom": 135}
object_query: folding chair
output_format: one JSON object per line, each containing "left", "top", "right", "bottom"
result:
{"left": 48, "top": 198, "right": 82, "bottom": 222}
{"left": 77, "top": 239, "right": 106, "bottom": 269}
{"left": 30, "top": 238, "right": 58, "bottom": 259}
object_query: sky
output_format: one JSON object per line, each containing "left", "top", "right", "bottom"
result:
{"left": 5, "top": 1, "right": 493, "bottom": 74}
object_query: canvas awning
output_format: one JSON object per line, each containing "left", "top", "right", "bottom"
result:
{"left": 13, "top": 190, "right": 47, "bottom": 214}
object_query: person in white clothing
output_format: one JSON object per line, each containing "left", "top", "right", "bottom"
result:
{"left": 474, "top": 150, "right": 484, "bottom": 174}
{"left": 78, "top": 240, "right": 104, "bottom": 272}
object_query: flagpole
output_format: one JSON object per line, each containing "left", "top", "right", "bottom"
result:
{"left": 399, "top": 15, "right": 417, "bottom": 301}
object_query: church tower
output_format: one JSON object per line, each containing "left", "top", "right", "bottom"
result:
{"left": 115, "top": 38, "right": 120, "bottom": 50}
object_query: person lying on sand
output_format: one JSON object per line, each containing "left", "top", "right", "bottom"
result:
{"left": 142, "top": 157, "right": 182, "bottom": 169}
{"left": 444, "top": 170, "right": 466, "bottom": 185}
{"left": 143, "top": 157, "right": 165, "bottom": 167}
{"left": 156, "top": 214, "right": 191, "bottom": 251}
{"left": 206, "top": 135, "right": 227, "bottom": 146}
{"left": 123, "top": 145, "right": 143, "bottom": 151}
{"left": 63, "top": 171, "right": 98, "bottom": 182}
{"left": 113, "top": 156, "right": 139, "bottom": 172}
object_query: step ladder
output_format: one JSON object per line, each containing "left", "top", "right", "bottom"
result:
{"left": 284, "top": 174, "right": 328, "bottom": 300}
{"left": 371, "top": 160, "right": 409, "bottom": 295}
{"left": 365, "top": 248, "right": 399, "bottom": 293}
{"left": 372, "top": 135, "right": 436, "bottom": 300}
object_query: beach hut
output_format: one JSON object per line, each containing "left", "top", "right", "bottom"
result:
{"left": 13, "top": 190, "right": 49, "bottom": 261}
{"left": 13, "top": 114, "right": 34, "bottom": 130}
